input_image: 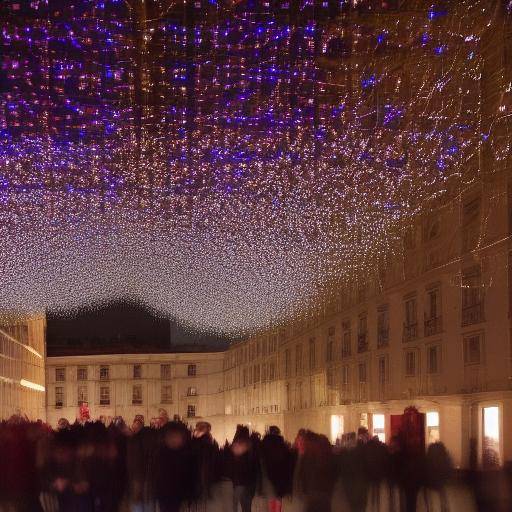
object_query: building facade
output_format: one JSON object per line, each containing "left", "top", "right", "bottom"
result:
{"left": 0, "top": 315, "right": 46, "bottom": 421}
{"left": 223, "top": 174, "right": 512, "bottom": 470}
{"left": 46, "top": 351, "right": 226, "bottom": 440}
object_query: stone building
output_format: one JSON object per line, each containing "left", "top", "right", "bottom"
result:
{"left": 46, "top": 351, "right": 226, "bottom": 440}
{"left": 223, "top": 173, "right": 512, "bottom": 470}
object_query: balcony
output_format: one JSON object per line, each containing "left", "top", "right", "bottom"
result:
{"left": 357, "top": 333, "right": 368, "bottom": 353}
{"left": 402, "top": 323, "right": 418, "bottom": 342}
{"left": 424, "top": 316, "right": 442, "bottom": 336}
{"left": 462, "top": 303, "right": 484, "bottom": 326}
{"left": 377, "top": 329, "right": 389, "bottom": 348}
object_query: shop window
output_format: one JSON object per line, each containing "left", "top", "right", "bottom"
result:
{"left": 330, "top": 415, "right": 344, "bottom": 444}
{"left": 373, "top": 413, "right": 385, "bottom": 443}
{"left": 482, "top": 406, "right": 500, "bottom": 468}
{"left": 426, "top": 411, "right": 440, "bottom": 444}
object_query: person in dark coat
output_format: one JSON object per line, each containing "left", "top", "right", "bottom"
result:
{"left": 191, "top": 421, "right": 221, "bottom": 504}
{"left": 259, "top": 426, "right": 293, "bottom": 512}
{"left": 294, "top": 431, "right": 337, "bottom": 512}
{"left": 227, "top": 425, "right": 258, "bottom": 512}
{"left": 154, "top": 421, "right": 195, "bottom": 512}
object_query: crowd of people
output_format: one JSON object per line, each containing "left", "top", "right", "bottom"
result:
{"left": 0, "top": 413, "right": 510, "bottom": 512}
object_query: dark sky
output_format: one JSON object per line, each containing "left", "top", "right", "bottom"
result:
{"left": 46, "top": 300, "right": 230, "bottom": 356}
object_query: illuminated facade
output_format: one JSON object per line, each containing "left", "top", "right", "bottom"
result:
{"left": 223, "top": 173, "right": 512, "bottom": 469}
{"left": 0, "top": 315, "right": 46, "bottom": 421}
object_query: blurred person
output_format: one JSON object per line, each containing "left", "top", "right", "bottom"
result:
{"left": 154, "top": 421, "right": 195, "bottom": 512}
{"left": 227, "top": 425, "right": 258, "bottom": 512}
{"left": 191, "top": 421, "right": 222, "bottom": 509}
{"left": 294, "top": 431, "right": 337, "bottom": 512}
{"left": 259, "top": 426, "right": 294, "bottom": 512}
{"left": 362, "top": 438, "right": 402, "bottom": 512}
{"left": 416, "top": 442, "right": 477, "bottom": 512}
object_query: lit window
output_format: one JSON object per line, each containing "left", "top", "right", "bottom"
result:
{"left": 99, "top": 366, "right": 110, "bottom": 381}
{"left": 426, "top": 411, "right": 440, "bottom": 444}
{"left": 187, "top": 364, "right": 197, "bottom": 376}
{"left": 483, "top": 406, "right": 500, "bottom": 468}
{"left": 55, "top": 367, "right": 65, "bottom": 382}
{"left": 133, "top": 364, "right": 142, "bottom": 379}
{"left": 187, "top": 386, "right": 197, "bottom": 396}
{"left": 373, "top": 414, "right": 386, "bottom": 443}
{"left": 132, "top": 385, "right": 143, "bottom": 405}
{"left": 161, "top": 364, "right": 172, "bottom": 380}
{"left": 330, "top": 415, "right": 344, "bottom": 444}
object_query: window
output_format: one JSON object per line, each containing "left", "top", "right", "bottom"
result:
{"left": 99, "top": 366, "right": 110, "bottom": 381}
{"left": 405, "top": 296, "right": 417, "bottom": 325}
{"left": 377, "top": 307, "right": 389, "bottom": 347}
{"left": 358, "top": 362, "right": 367, "bottom": 383}
{"left": 284, "top": 349, "right": 291, "bottom": 377}
{"left": 161, "top": 364, "right": 171, "bottom": 380}
{"left": 132, "top": 385, "right": 143, "bottom": 405}
{"left": 358, "top": 315, "right": 368, "bottom": 352}
{"left": 341, "top": 365, "right": 350, "bottom": 387}
{"left": 100, "top": 386, "right": 110, "bottom": 405}
{"left": 187, "top": 405, "right": 196, "bottom": 418}
{"left": 405, "top": 351, "right": 417, "bottom": 377}
{"left": 77, "top": 385, "right": 88, "bottom": 406}
{"left": 373, "top": 414, "right": 386, "bottom": 443}
{"left": 403, "top": 295, "right": 418, "bottom": 341}
{"left": 133, "top": 364, "right": 142, "bottom": 379}
{"left": 187, "top": 364, "right": 197, "bottom": 376}
{"left": 378, "top": 355, "right": 387, "bottom": 384}
{"left": 55, "top": 367, "right": 65, "bottom": 382}
{"left": 427, "top": 346, "right": 439, "bottom": 374}
{"left": 426, "top": 411, "right": 440, "bottom": 445}
{"left": 425, "top": 287, "right": 442, "bottom": 335}
{"left": 464, "top": 334, "right": 482, "bottom": 365}
{"left": 327, "top": 368, "right": 335, "bottom": 387}
{"left": 269, "top": 362, "right": 276, "bottom": 381}
{"left": 309, "top": 338, "right": 316, "bottom": 370}
{"left": 342, "top": 322, "right": 351, "bottom": 357}
{"left": 330, "top": 415, "right": 344, "bottom": 444}
{"left": 77, "top": 367, "right": 88, "bottom": 381}
{"left": 253, "top": 364, "right": 260, "bottom": 382}
{"left": 462, "top": 267, "right": 484, "bottom": 326}
{"left": 482, "top": 406, "right": 500, "bottom": 468}
{"left": 427, "top": 288, "right": 440, "bottom": 319}
{"left": 161, "top": 384, "right": 172, "bottom": 404}
{"left": 295, "top": 344, "right": 303, "bottom": 375}
{"left": 326, "top": 338, "right": 334, "bottom": 362}
{"left": 462, "top": 198, "right": 481, "bottom": 252}
{"left": 55, "top": 386, "right": 64, "bottom": 408}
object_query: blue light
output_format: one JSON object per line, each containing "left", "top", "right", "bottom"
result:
{"left": 361, "top": 74, "right": 376, "bottom": 90}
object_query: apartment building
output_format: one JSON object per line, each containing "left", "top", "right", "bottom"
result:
{"left": 223, "top": 175, "right": 512, "bottom": 469}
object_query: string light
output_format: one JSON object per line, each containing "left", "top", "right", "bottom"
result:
{"left": 0, "top": 0, "right": 510, "bottom": 336}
